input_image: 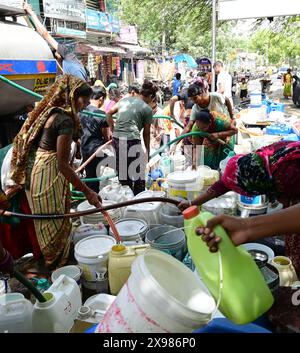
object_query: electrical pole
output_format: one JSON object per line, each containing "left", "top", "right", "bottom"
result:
{"left": 211, "top": 0, "right": 217, "bottom": 92}
{"left": 162, "top": 31, "right": 166, "bottom": 81}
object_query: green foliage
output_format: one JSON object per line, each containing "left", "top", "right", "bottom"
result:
{"left": 117, "top": 1, "right": 300, "bottom": 66}
{"left": 118, "top": 0, "right": 212, "bottom": 53}
{"left": 249, "top": 16, "right": 300, "bottom": 65}
{"left": 118, "top": 0, "right": 247, "bottom": 59}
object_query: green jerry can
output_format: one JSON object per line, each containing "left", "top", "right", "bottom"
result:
{"left": 182, "top": 206, "right": 274, "bottom": 324}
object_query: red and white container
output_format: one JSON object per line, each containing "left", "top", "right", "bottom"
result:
{"left": 96, "top": 249, "right": 215, "bottom": 333}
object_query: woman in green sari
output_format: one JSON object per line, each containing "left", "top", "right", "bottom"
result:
{"left": 192, "top": 110, "right": 237, "bottom": 170}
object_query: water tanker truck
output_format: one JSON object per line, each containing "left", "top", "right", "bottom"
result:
{"left": 0, "top": 5, "right": 56, "bottom": 146}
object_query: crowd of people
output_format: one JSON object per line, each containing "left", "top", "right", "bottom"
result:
{"left": 0, "top": 69, "right": 300, "bottom": 280}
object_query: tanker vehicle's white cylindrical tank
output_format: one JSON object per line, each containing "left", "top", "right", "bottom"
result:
{"left": 0, "top": 20, "right": 56, "bottom": 117}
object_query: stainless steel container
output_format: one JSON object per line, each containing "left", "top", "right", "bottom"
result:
{"left": 248, "top": 249, "right": 279, "bottom": 298}
{"left": 237, "top": 194, "right": 268, "bottom": 218}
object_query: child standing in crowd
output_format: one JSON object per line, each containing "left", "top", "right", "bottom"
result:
{"left": 239, "top": 78, "right": 248, "bottom": 101}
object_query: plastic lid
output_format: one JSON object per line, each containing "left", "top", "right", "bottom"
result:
{"left": 167, "top": 171, "right": 200, "bottom": 184}
{"left": 182, "top": 206, "right": 199, "bottom": 220}
{"left": 111, "top": 244, "right": 127, "bottom": 254}
{"left": 75, "top": 235, "right": 116, "bottom": 259}
{"left": 111, "top": 219, "right": 147, "bottom": 238}
{"left": 78, "top": 306, "right": 92, "bottom": 319}
{"left": 37, "top": 278, "right": 50, "bottom": 290}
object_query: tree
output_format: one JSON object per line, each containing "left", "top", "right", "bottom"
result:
{"left": 117, "top": 1, "right": 300, "bottom": 68}
{"left": 118, "top": 0, "right": 212, "bottom": 54}
{"left": 249, "top": 16, "right": 300, "bottom": 66}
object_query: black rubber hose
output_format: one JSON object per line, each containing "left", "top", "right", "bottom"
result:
{"left": 0, "top": 197, "right": 181, "bottom": 220}
{"left": 13, "top": 270, "right": 47, "bottom": 303}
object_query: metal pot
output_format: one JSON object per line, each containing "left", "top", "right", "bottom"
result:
{"left": 238, "top": 194, "right": 268, "bottom": 208}
{"left": 237, "top": 203, "right": 268, "bottom": 218}
{"left": 248, "top": 250, "right": 279, "bottom": 298}
{"left": 237, "top": 194, "right": 268, "bottom": 218}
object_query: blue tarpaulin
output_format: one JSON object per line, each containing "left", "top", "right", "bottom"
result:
{"left": 174, "top": 53, "right": 198, "bottom": 68}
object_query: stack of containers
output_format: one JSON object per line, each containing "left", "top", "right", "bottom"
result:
{"left": 249, "top": 90, "right": 267, "bottom": 121}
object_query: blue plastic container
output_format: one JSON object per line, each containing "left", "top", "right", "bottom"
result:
{"left": 193, "top": 318, "right": 272, "bottom": 333}
{"left": 266, "top": 124, "right": 292, "bottom": 135}
{"left": 283, "top": 134, "right": 300, "bottom": 142}
{"left": 262, "top": 100, "right": 272, "bottom": 114}
{"left": 85, "top": 324, "right": 97, "bottom": 333}
{"left": 270, "top": 103, "right": 285, "bottom": 113}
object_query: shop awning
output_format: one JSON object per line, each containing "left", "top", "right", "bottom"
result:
{"left": 76, "top": 43, "right": 126, "bottom": 55}
{"left": 119, "top": 43, "right": 152, "bottom": 54}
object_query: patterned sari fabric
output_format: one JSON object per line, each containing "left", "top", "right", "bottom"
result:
{"left": 25, "top": 151, "right": 71, "bottom": 269}
{"left": 192, "top": 110, "right": 234, "bottom": 170}
{"left": 9, "top": 75, "right": 86, "bottom": 269}
{"left": 10, "top": 74, "right": 84, "bottom": 187}
{"left": 221, "top": 141, "right": 300, "bottom": 199}
{"left": 217, "top": 141, "right": 300, "bottom": 276}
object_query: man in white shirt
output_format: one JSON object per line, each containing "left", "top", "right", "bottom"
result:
{"left": 214, "top": 61, "right": 233, "bottom": 108}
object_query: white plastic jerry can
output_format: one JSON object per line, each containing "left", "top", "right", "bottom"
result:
{"left": 0, "top": 293, "right": 33, "bottom": 333}
{"left": 32, "top": 275, "right": 82, "bottom": 333}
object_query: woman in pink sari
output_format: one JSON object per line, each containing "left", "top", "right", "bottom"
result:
{"left": 179, "top": 140, "right": 300, "bottom": 276}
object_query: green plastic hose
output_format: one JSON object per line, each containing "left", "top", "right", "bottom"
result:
{"left": 153, "top": 115, "right": 184, "bottom": 129}
{"left": 80, "top": 110, "right": 107, "bottom": 119}
{"left": 149, "top": 131, "right": 210, "bottom": 159}
{"left": 0, "top": 75, "right": 43, "bottom": 99}
{"left": 0, "top": 75, "right": 184, "bottom": 126}
{"left": 79, "top": 173, "right": 116, "bottom": 183}
{"left": 0, "top": 75, "right": 107, "bottom": 119}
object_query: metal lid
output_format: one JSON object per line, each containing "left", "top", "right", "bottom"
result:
{"left": 248, "top": 250, "right": 268, "bottom": 268}
{"left": 75, "top": 235, "right": 116, "bottom": 259}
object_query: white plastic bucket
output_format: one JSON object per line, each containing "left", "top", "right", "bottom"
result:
{"left": 124, "top": 190, "right": 164, "bottom": 225}
{"left": 77, "top": 200, "right": 122, "bottom": 225}
{"left": 51, "top": 265, "right": 82, "bottom": 287}
{"left": 167, "top": 170, "right": 203, "bottom": 201}
{"left": 97, "top": 249, "right": 215, "bottom": 333}
{"left": 74, "top": 235, "right": 116, "bottom": 292}
{"left": 72, "top": 224, "right": 108, "bottom": 245}
{"left": 109, "top": 218, "right": 148, "bottom": 245}
{"left": 83, "top": 294, "right": 116, "bottom": 323}
{"left": 159, "top": 204, "right": 184, "bottom": 228}
{"left": 170, "top": 154, "right": 186, "bottom": 172}
{"left": 250, "top": 90, "right": 262, "bottom": 106}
